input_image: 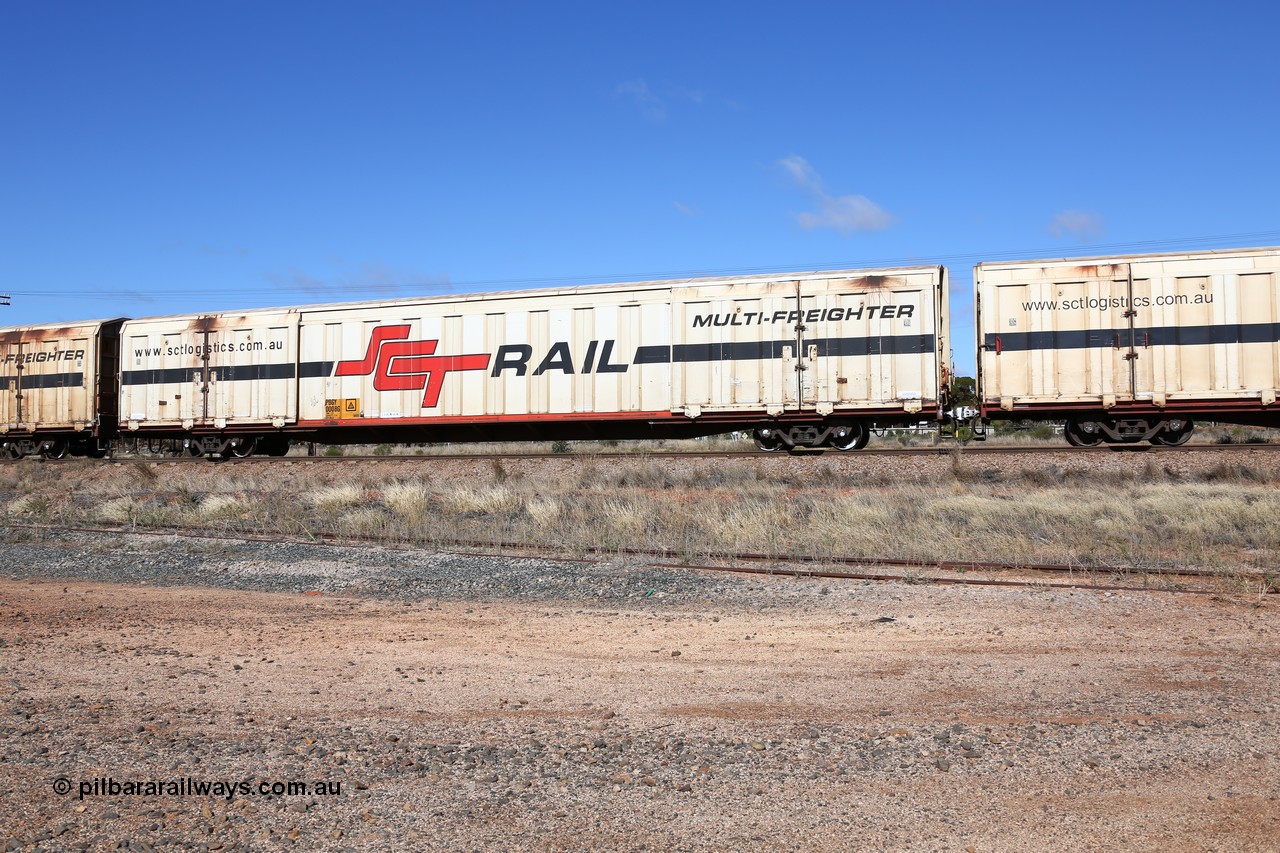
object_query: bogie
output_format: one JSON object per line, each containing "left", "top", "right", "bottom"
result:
{"left": 1063, "top": 417, "right": 1195, "bottom": 447}
{"left": 754, "top": 421, "right": 872, "bottom": 452}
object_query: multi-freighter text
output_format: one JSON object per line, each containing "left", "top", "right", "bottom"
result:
{"left": 692, "top": 305, "right": 914, "bottom": 328}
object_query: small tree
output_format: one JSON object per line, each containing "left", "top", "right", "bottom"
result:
{"left": 949, "top": 375, "right": 977, "bottom": 408}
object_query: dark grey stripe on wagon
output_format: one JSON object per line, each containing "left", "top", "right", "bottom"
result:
{"left": 0, "top": 372, "right": 86, "bottom": 390}
{"left": 299, "top": 361, "right": 335, "bottom": 379}
{"left": 633, "top": 334, "right": 937, "bottom": 365}
{"left": 122, "top": 364, "right": 295, "bottom": 386}
{"left": 984, "top": 322, "right": 1280, "bottom": 353}
{"left": 121, "top": 362, "right": 338, "bottom": 386}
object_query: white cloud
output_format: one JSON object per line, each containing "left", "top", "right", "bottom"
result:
{"left": 674, "top": 86, "right": 706, "bottom": 105}
{"left": 673, "top": 200, "right": 702, "bottom": 217}
{"left": 1049, "top": 209, "right": 1104, "bottom": 238}
{"left": 779, "top": 155, "right": 895, "bottom": 234}
{"left": 615, "top": 78, "right": 666, "bottom": 121}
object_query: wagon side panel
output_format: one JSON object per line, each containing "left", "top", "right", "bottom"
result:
{"left": 297, "top": 288, "right": 676, "bottom": 428}
{"left": 977, "top": 247, "right": 1280, "bottom": 419}
{"left": 120, "top": 311, "right": 299, "bottom": 432}
{"left": 0, "top": 322, "right": 104, "bottom": 435}
{"left": 1136, "top": 253, "right": 1280, "bottom": 405}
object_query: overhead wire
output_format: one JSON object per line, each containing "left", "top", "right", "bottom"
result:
{"left": 4, "top": 228, "right": 1279, "bottom": 303}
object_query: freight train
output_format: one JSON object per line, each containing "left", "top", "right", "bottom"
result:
{"left": 2, "top": 246, "right": 1278, "bottom": 458}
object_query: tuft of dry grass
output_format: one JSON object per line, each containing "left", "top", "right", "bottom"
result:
{"left": 305, "top": 483, "right": 367, "bottom": 513}
{"left": 437, "top": 484, "right": 521, "bottom": 517}
{"left": 198, "top": 494, "right": 246, "bottom": 520}
{"left": 339, "top": 507, "right": 392, "bottom": 538}
{"left": 382, "top": 481, "right": 431, "bottom": 518}
{"left": 525, "top": 497, "right": 561, "bottom": 527}
{"left": 6, "top": 494, "right": 52, "bottom": 518}
{"left": 98, "top": 496, "right": 148, "bottom": 525}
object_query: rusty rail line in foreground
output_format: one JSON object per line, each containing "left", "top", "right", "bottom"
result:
{"left": 6, "top": 522, "right": 1275, "bottom": 597}
{"left": 9, "top": 442, "right": 1280, "bottom": 464}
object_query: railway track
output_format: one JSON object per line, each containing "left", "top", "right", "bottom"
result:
{"left": 6, "top": 522, "right": 1275, "bottom": 597}
{"left": 8, "top": 441, "right": 1279, "bottom": 464}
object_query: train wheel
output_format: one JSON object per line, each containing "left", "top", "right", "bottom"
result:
{"left": 828, "top": 422, "right": 866, "bottom": 451}
{"left": 223, "top": 437, "right": 256, "bottom": 459}
{"left": 752, "top": 427, "right": 785, "bottom": 452}
{"left": 40, "top": 439, "right": 69, "bottom": 460}
{"left": 4, "top": 444, "right": 23, "bottom": 460}
{"left": 1152, "top": 420, "right": 1194, "bottom": 446}
{"left": 1064, "top": 420, "right": 1102, "bottom": 447}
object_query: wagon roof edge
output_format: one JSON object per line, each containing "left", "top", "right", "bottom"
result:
{"left": 973, "top": 245, "right": 1280, "bottom": 272}
{"left": 114, "top": 265, "right": 949, "bottom": 325}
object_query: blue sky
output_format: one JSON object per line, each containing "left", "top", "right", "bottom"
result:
{"left": 3, "top": 1, "right": 1278, "bottom": 378}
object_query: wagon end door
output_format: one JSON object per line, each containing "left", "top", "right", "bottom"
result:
{"left": 95, "top": 323, "right": 121, "bottom": 435}
{"left": 802, "top": 273, "right": 940, "bottom": 415}
{"left": 671, "top": 280, "right": 800, "bottom": 416}
{"left": 1120, "top": 264, "right": 1155, "bottom": 403}
{"left": 0, "top": 337, "right": 20, "bottom": 428}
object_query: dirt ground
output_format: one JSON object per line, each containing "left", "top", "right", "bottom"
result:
{"left": 1, "top": 554, "right": 1278, "bottom": 852}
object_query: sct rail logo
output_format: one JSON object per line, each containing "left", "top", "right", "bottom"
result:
{"left": 333, "top": 325, "right": 491, "bottom": 408}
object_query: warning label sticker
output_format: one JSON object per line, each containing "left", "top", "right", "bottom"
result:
{"left": 324, "top": 398, "right": 363, "bottom": 420}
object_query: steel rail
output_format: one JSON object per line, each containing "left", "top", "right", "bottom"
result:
{"left": 9, "top": 442, "right": 1277, "bottom": 464}
{"left": 648, "top": 561, "right": 1220, "bottom": 595}
{"left": 4, "top": 522, "right": 1273, "bottom": 596}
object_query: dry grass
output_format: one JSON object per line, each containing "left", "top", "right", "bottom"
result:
{"left": 437, "top": 484, "right": 522, "bottom": 517}
{"left": 382, "top": 481, "right": 431, "bottom": 518}
{"left": 198, "top": 494, "right": 247, "bottom": 520}
{"left": 305, "top": 483, "right": 367, "bottom": 513}
{"left": 3, "top": 454, "right": 1279, "bottom": 585}
{"left": 6, "top": 494, "right": 52, "bottom": 518}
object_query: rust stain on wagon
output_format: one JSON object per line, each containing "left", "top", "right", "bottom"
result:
{"left": 1056, "top": 264, "right": 1126, "bottom": 279}
{"left": 853, "top": 275, "right": 906, "bottom": 289}
{"left": 0, "top": 327, "right": 84, "bottom": 345}
{"left": 187, "top": 314, "right": 258, "bottom": 332}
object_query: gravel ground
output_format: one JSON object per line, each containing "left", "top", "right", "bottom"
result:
{"left": 1, "top": 529, "right": 1278, "bottom": 851}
